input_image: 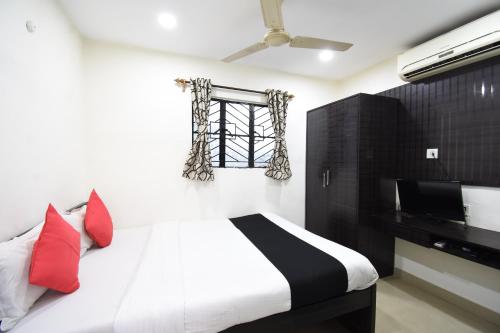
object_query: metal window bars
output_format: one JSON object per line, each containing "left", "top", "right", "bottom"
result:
{"left": 193, "top": 98, "right": 275, "bottom": 168}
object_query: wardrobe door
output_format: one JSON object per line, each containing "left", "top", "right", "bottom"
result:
{"left": 306, "top": 107, "right": 330, "bottom": 237}
{"left": 358, "top": 95, "right": 398, "bottom": 221}
{"left": 327, "top": 97, "right": 360, "bottom": 250}
{"left": 357, "top": 94, "right": 397, "bottom": 277}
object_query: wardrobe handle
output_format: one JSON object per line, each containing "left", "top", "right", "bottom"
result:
{"left": 322, "top": 172, "right": 326, "bottom": 188}
{"left": 326, "top": 169, "right": 330, "bottom": 187}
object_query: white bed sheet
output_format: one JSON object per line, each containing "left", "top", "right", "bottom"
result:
{"left": 10, "top": 213, "right": 378, "bottom": 333}
{"left": 11, "top": 226, "right": 152, "bottom": 333}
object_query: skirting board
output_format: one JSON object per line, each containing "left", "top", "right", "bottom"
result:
{"left": 394, "top": 268, "right": 500, "bottom": 327}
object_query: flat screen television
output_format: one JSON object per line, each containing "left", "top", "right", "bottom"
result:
{"left": 397, "top": 179, "right": 466, "bottom": 222}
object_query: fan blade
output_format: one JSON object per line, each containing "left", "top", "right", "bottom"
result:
{"left": 260, "top": 0, "right": 284, "bottom": 30}
{"left": 290, "top": 36, "right": 353, "bottom": 51}
{"left": 222, "top": 42, "right": 269, "bottom": 62}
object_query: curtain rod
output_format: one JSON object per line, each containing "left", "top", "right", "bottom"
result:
{"left": 174, "top": 78, "right": 295, "bottom": 99}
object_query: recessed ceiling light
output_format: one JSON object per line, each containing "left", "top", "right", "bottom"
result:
{"left": 318, "top": 50, "right": 334, "bottom": 62}
{"left": 158, "top": 12, "right": 177, "bottom": 30}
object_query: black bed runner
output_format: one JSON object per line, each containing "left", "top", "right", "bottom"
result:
{"left": 230, "top": 214, "right": 348, "bottom": 308}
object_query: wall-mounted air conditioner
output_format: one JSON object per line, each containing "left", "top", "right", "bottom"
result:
{"left": 398, "top": 10, "right": 500, "bottom": 82}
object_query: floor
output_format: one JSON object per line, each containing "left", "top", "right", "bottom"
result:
{"left": 295, "top": 277, "right": 500, "bottom": 333}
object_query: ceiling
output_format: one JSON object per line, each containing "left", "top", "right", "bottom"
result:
{"left": 58, "top": 0, "right": 500, "bottom": 80}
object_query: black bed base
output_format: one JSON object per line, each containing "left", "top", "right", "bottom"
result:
{"left": 222, "top": 284, "right": 376, "bottom": 333}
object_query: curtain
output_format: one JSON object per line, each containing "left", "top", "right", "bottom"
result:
{"left": 182, "top": 78, "right": 214, "bottom": 181}
{"left": 265, "top": 89, "right": 292, "bottom": 180}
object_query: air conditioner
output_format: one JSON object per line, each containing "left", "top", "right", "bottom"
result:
{"left": 398, "top": 10, "right": 500, "bottom": 82}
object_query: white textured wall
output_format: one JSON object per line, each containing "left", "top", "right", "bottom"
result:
{"left": 82, "top": 40, "right": 339, "bottom": 229}
{"left": 0, "top": 0, "right": 87, "bottom": 242}
{"left": 338, "top": 56, "right": 500, "bottom": 313}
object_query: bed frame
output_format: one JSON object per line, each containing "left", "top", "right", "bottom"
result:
{"left": 21, "top": 204, "right": 375, "bottom": 333}
{"left": 222, "top": 284, "right": 376, "bottom": 333}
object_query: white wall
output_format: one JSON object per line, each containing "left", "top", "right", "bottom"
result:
{"left": 82, "top": 40, "right": 339, "bottom": 229}
{"left": 3, "top": 0, "right": 498, "bottom": 314}
{"left": 338, "top": 57, "right": 500, "bottom": 313}
{"left": 338, "top": 57, "right": 406, "bottom": 97}
{"left": 0, "top": 0, "right": 87, "bottom": 242}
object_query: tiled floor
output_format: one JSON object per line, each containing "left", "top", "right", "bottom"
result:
{"left": 295, "top": 277, "right": 500, "bottom": 333}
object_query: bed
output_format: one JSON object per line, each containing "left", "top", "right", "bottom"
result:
{"left": 10, "top": 212, "right": 378, "bottom": 333}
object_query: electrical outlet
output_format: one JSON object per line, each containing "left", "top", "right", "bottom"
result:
{"left": 426, "top": 148, "right": 438, "bottom": 159}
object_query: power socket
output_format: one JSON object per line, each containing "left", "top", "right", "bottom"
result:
{"left": 426, "top": 148, "right": 439, "bottom": 159}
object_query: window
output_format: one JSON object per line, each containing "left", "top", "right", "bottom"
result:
{"left": 192, "top": 98, "right": 275, "bottom": 168}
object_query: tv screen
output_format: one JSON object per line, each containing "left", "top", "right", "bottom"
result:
{"left": 397, "top": 180, "right": 465, "bottom": 222}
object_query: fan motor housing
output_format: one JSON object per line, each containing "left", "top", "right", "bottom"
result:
{"left": 264, "top": 30, "right": 290, "bottom": 46}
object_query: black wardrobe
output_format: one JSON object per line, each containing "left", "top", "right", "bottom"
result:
{"left": 306, "top": 93, "right": 398, "bottom": 277}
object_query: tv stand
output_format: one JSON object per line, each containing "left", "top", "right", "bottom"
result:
{"left": 373, "top": 212, "right": 500, "bottom": 270}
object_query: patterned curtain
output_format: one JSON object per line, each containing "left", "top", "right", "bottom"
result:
{"left": 182, "top": 78, "right": 214, "bottom": 181}
{"left": 265, "top": 89, "right": 292, "bottom": 180}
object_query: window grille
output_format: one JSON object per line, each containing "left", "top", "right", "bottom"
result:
{"left": 192, "top": 98, "right": 275, "bottom": 168}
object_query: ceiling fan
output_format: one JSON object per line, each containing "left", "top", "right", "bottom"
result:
{"left": 222, "top": 0, "right": 353, "bottom": 62}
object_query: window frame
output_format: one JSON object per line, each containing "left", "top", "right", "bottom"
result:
{"left": 192, "top": 97, "right": 275, "bottom": 169}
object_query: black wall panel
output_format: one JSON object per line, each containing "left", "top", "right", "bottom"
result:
{"left": 378, "top": 56, "right": 500, "bottom": 187}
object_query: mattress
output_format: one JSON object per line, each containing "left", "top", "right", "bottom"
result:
{"left": 11, "top": 213, "right": 378, "bottom": 333}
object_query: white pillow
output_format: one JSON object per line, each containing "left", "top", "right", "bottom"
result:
{"left": 19, "top": 206, "right": 93, "bottom": 256}
{"left": 61, "top": 206, "right": 94, "bottom": 256}
{"left": 0, "top": 206, "right": 93, "bottom": 331}
{"left": 0, "top": 233, "right": 46, "bottom": 331}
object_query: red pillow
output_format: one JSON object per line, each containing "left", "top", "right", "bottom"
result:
{"left": 85, "top": 189, "right": 113, "bottom": 247}
{"left": 29, "top": 204, "right": 81, "bottom": 293}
